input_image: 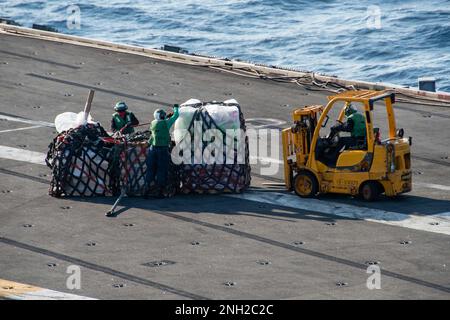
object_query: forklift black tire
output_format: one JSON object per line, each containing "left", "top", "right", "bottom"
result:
{"left": 294, "top": 171, "right": 319, "bottom": 198}
{"left": 360, "top": 181, "right": 381, "bottom": 201}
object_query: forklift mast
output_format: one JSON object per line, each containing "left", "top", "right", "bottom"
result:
{"left": 282, "top": 105, "right": 323, "bottom": 189}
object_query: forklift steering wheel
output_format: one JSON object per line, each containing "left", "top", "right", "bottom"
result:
{"left": 330, "top": 131, "right": 340, "bottom": 146}
{"left": 326, "top": 129, "right": 340, "bottom": 146}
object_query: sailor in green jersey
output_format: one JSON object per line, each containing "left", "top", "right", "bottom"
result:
{"left": 110, "top": 101, "right": 139, "bottom": 135}
{"left": 330, "top": 102, "right": 367, "bottom": 155}
{"left": 145, "top": 104, "right": 180, "bottom": 198}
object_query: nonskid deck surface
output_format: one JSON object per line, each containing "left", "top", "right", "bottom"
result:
{"left": 0, "top": 33, "right": 449, "bottom": 299}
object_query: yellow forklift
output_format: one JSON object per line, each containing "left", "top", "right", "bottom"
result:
{"left": 282, "top": 90, "right": 412, "bottom": 201}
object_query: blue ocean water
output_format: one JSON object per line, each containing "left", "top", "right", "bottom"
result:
{"left": 1, "top": 0, "right": 450, "bottom": 91}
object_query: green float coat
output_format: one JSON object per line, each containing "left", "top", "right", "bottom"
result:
{"left": 112, "top": 111, "right": 135, "bottom": 134}
{"left": 348, "top": 112, "right": 366, "bottom": 138}
{"left": 148, "top": 107, "right": 180, "bottom": 146}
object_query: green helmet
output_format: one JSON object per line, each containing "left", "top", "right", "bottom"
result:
{"left": 114, "top": 101, "right": 128, "bottom": 112}
{"left": 344, "top": 103, "right": 357, "bottom": 117}
{"left": 154, "top": 108, "right": 166, "bottom": 120}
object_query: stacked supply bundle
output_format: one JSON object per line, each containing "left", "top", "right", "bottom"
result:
{"left": 173, "top": 99, "right": 251, "bottom": 194}
{"left": 46, "top": 92, "right": 250, "bottom": 198}
{"left": 46, "top": 123, "right": 119, "bottom": 197}
{"left": 46, "top": 127, "right": 180, "bottom": 198}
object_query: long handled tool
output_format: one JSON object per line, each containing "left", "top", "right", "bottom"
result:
{"left": 105, "top": 188, "right": 126, "bottom": 217}
{"left": 106, "top": 139, "right": 129, "bottom": 217}
{"left": 105, "top": 116, "right": 156, "bottom": 216}
{"left": 82, "top": 89, "right": 124, "bottom": 217}
{"left": 119, "top": 122, "right": 151, "bottom": 134}
{"left": 83, "top": 89, "right": 95, "bottom": 123}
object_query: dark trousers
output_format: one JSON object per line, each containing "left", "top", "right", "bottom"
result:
{"left": 339, "top": 137, "right": 357, "bottom": 151}
{"left": 339, "top": 136, "right": 365, "bottom": 151}
{"left": 145, "top": 146, "right": 169, "bottom": 188}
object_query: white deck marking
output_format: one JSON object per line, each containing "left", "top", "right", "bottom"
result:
{"left": 246, "top": 118, "right": 286, "bottom": 129}
{"left": 250, "top": 155, "right": 283, "bottom": 164}
{"left": 230, "top": 191, "right": 450, "bottom": 235}
{"left": 0, "top": 114, "right": 55, "bottom": 127}
{"left": 0, "top": 146, "right": 46, "bottom": 165}
{"left": 0, "top": 279, "right": 95, "bottom": 300}
{"left": 414, "top": 182, "right": 450, "bottom": 192}
{"left": 0, "top": 125, "right": 45, "bottom": 134}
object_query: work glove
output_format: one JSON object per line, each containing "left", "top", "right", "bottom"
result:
{"left": 120, "top": 123, "right": 130, "bottom": 133}
{"left": 168, "top": 104, "right": 179, "bottom": 118}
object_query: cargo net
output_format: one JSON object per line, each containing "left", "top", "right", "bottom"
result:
{"left": 46, "top": 126, "right": 179, "bottom": 197}
{"left": 46, "top": 123, "right": 119, "bottom": 197}
{"left": 177, "top": 101, "right": 251, "bottom": 194}
{"left": 118, "top": 137, "right": 179, "bottom": 197}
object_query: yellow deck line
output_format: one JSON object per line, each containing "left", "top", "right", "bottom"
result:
{"left": 0, "top": 279, "right": 41, "bottom": 297}
{"left": 0, "top": 279, "right": 95, "bottom": 300}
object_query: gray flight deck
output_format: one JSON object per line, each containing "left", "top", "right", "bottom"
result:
{"left": 0, "top": 32, "right": 450, "bottom": 299}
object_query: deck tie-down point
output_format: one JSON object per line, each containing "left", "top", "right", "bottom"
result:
{"left": 142, "top": 260, "right": 176, "bottom": 268}
{"left": 335, "top": 282, "right": 348, "bottom": 287}
{"left": 224, "top": 281, "right": 236, "bottom": 287}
